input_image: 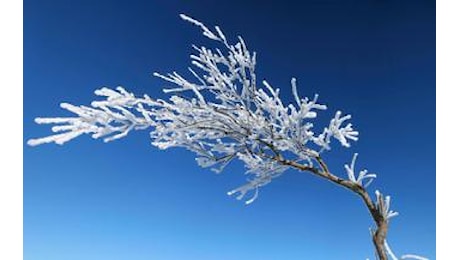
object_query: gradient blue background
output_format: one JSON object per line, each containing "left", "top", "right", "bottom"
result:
{"left": 24, "top": 1, "right": 435, "bottom": 259}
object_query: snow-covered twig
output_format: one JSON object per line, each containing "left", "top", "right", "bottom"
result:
{"left": 375, "top": 190, "right": 399, "bottom": 220}
{"left": 384, "top": 240, "right": 429, "bottom": 260}
{"left": 345, "top": 153, "right": 377, "bottom": 188}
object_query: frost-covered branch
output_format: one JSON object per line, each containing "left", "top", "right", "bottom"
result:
{"left": 384, "top": 240, "right": 429, "bottom": 260}
{"left": 27, "top": 87, "right": 155, "bottom": 145}
{"left": 29, "top": 14, "right": 358, "bottom": 204}
{"left": 28, "top": 14, "right": 427, "bottom": 260}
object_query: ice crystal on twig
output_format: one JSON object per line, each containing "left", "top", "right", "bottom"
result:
{"left": 375, "top": 190, "right": 399, "bottom": 220}
{"left": 345, "top": 153, "right": 377, "bottom": 188}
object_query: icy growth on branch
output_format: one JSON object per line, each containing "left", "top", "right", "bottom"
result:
{"left": 384, "top": 240, "right": 429, "bottom": 260}
{"left": 375, "top": 190, "right": 399, "bottom": 220}
{"left": 27, "top": 87, "right": 154, "bottom": 146}
{"left": 345, "top": 153, "right": 377, "bottom": 188}
{"left": 28, "top": 14, "right": 359, "bottom": 204}
{"left": 400, "top": 255, "right": 429, "bottom": 260}
{"left": 313, "top": 110, "right": 359, "bottom": 151}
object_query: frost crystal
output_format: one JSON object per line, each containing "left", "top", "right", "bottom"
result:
{"left": 345, "top": 153, "right": 377, "bottom": 188}
{"left": 384, "top": 240, "right": 429, "bottom": 260}
{"left": 375, "top": 190, "right": 399, "bottom": 220}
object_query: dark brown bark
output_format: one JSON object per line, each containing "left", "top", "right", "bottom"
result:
{"left": 275, "top": 156, "right": 388, "bottom": 260}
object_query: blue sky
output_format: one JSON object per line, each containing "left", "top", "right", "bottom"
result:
{"left": 24, "top": 1, "right": 435, "bottom": 259}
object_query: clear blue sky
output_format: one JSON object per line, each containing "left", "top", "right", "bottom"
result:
{"left": 24, "top": 0, "right": 435, "bottom": 259}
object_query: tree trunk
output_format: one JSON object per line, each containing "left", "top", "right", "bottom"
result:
{"left": 373, "top": 220, "right": 388, "bottom": 260}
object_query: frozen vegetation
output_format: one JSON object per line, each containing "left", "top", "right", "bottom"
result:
{"left": 28, "top": 14, "right": 427, "bottom": 260}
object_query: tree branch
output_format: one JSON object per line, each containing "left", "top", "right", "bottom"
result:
{"left": 275, "top": 156, "right": 388, "bottom": 260}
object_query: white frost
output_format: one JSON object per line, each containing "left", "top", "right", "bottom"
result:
{"left": 375, "top": 190, "right": 399, "bottom": 220}
{"left": 384, "top": 240, "right": 429, "bottom": 260}
{"left": 345, "top": 153, "right": 377, "bottom": 188}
